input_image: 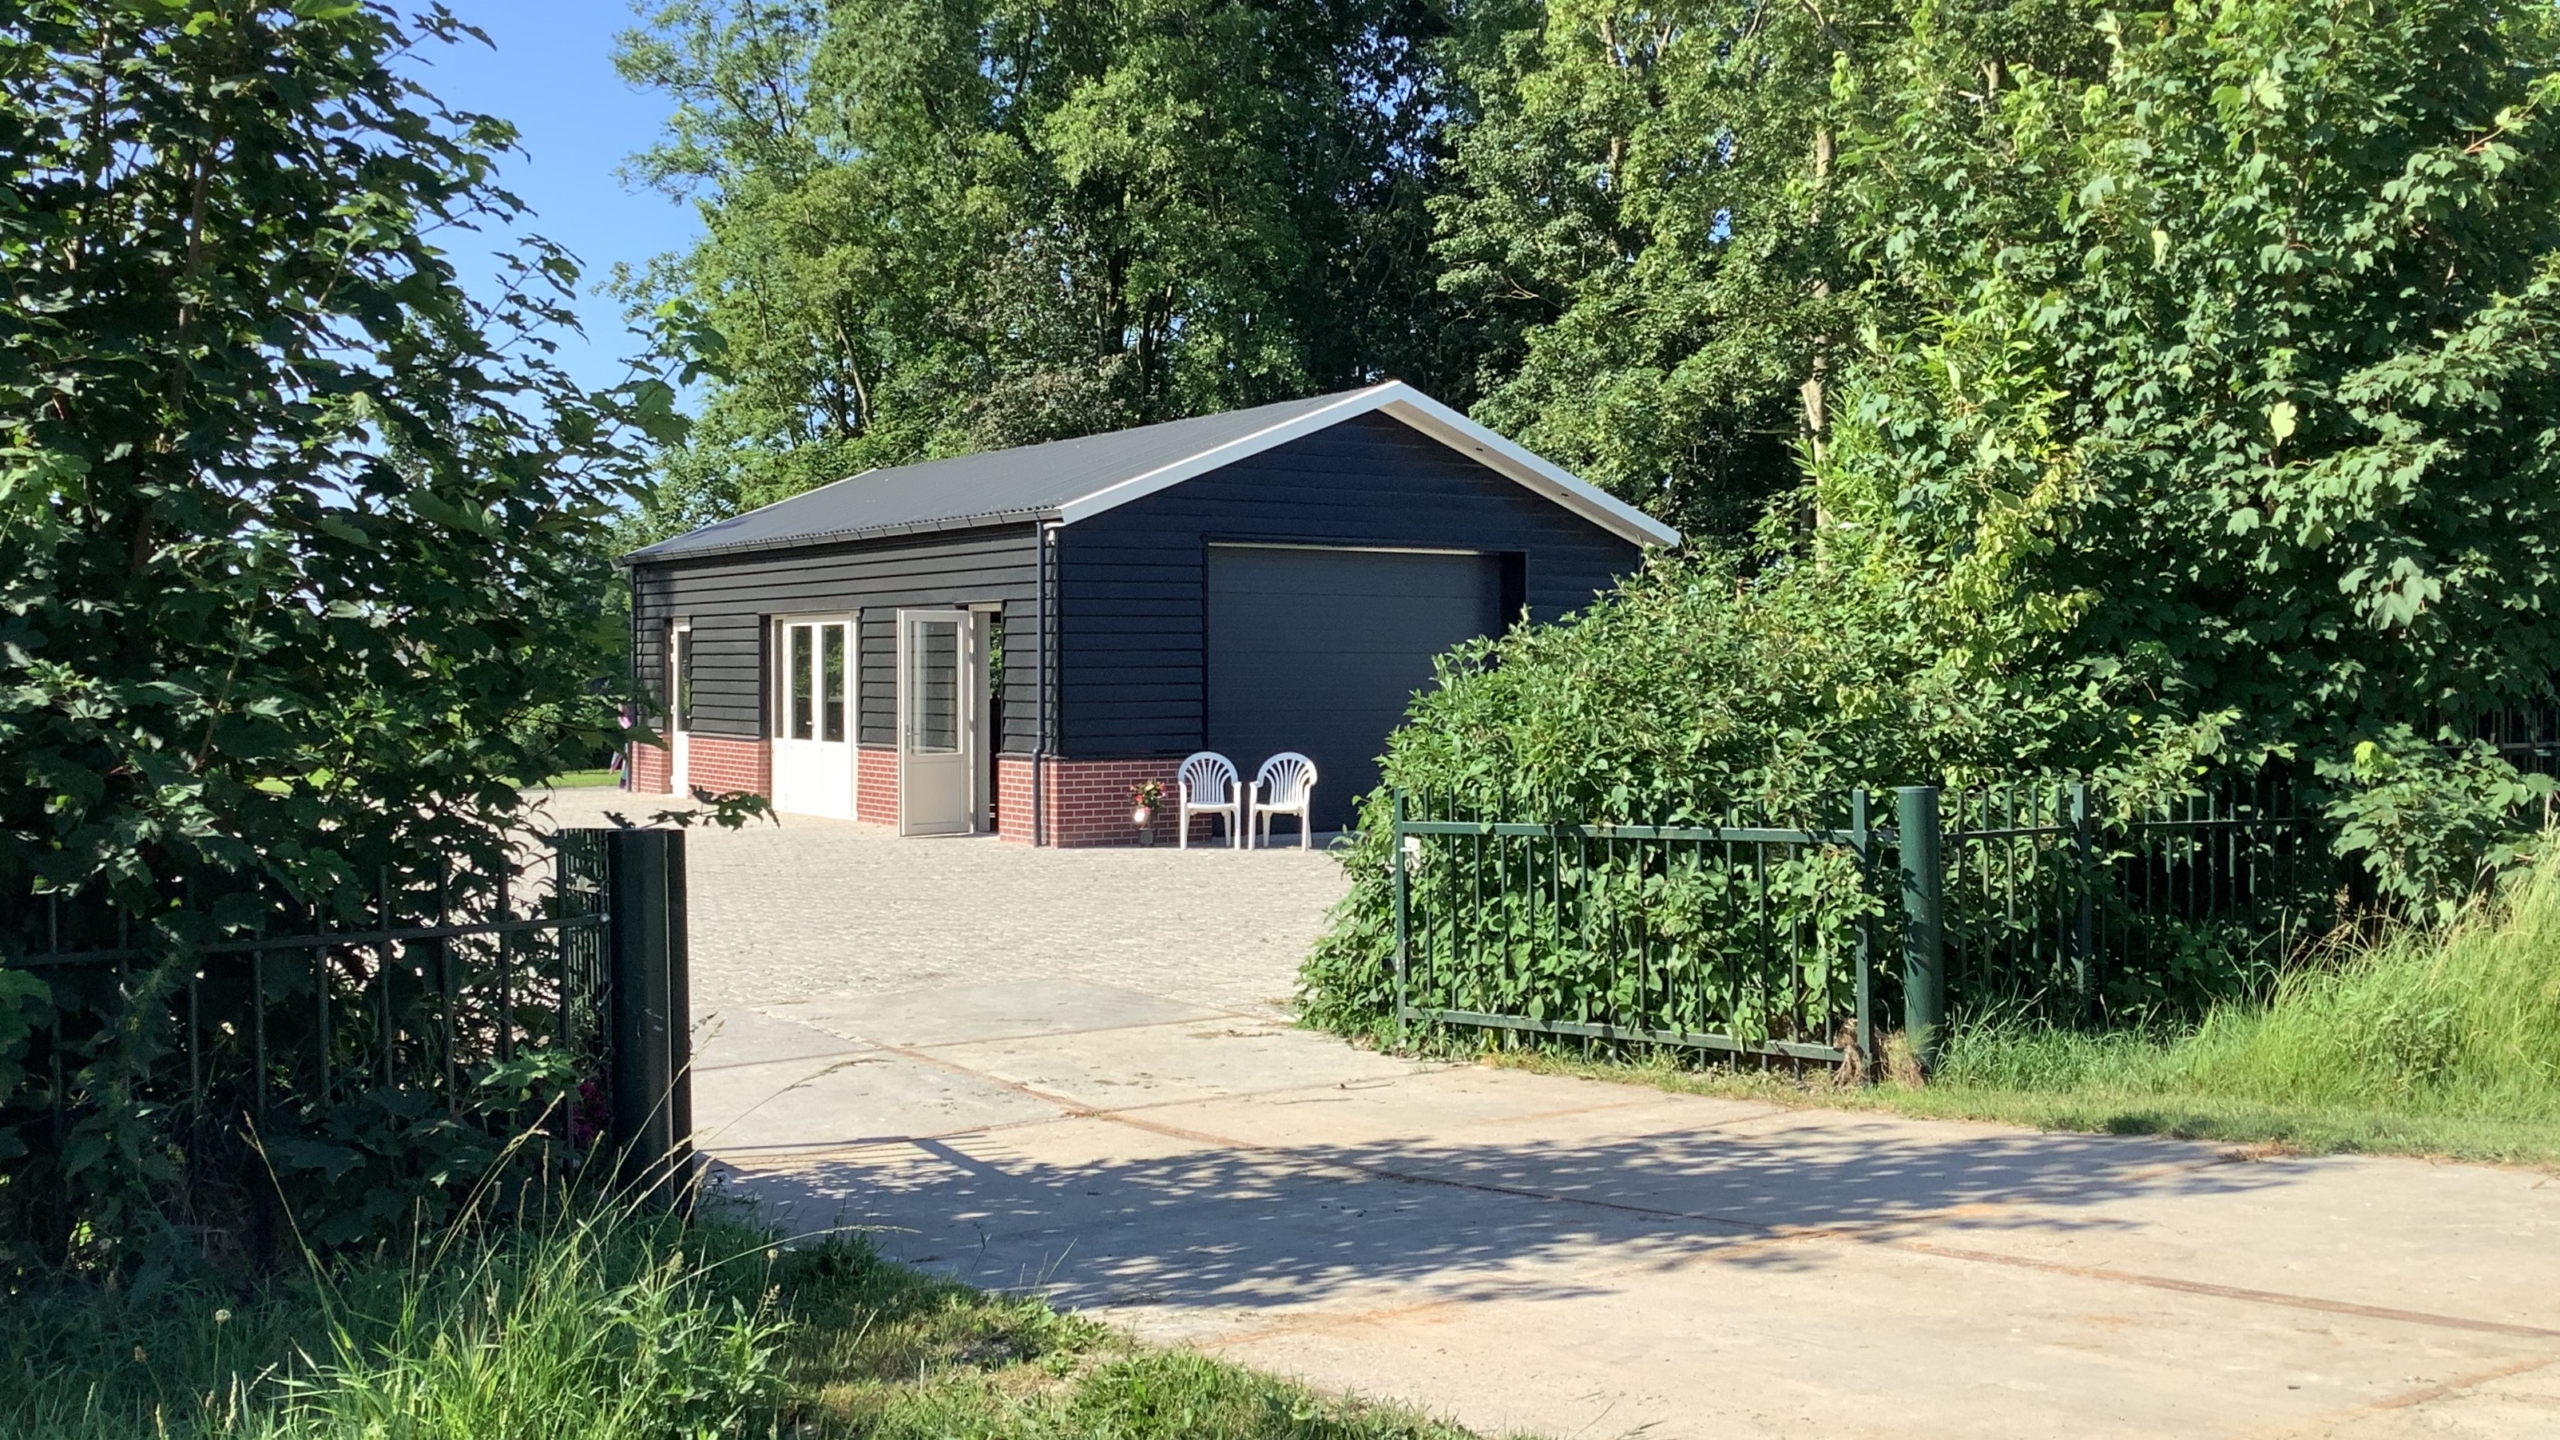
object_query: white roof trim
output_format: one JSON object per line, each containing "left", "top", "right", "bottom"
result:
{"left": 1372, "top": 388, "right": 1681, "bottom": 548}
{"left": 1053, "top": 381, "right": 1681, "bottom": 548}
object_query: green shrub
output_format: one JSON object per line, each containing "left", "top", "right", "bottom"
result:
{"left": 2318, "top": 727, "right": 2555, "bottom": 924}
{"left": 1299, "top": 552, "right": 2248, "bottom": 1037}
{"left": 0, "top": 1, "right": 687, "bottom": 1256}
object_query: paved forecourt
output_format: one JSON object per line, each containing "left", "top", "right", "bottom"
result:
{"left": 527, "top": 788, "right": 2560, "bottom": 1440}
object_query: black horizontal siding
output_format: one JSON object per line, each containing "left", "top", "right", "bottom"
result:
{"left": 630, "top": 525, "right": 1039, "bottom": 748}
{"left": 1053, "top": 411, "right": 1644, "bottom": 759}
{"left": 857, "top": 613, "right": 897, "bottom": 745}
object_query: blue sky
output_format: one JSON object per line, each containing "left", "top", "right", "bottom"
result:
{"left": 400, "top": 1, "right": 702, "bottom": 398}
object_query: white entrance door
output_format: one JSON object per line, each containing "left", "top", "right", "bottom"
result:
{"left": 668, "top": 621, "right": 692, "bottom": 795}
{"left": 771, "top": 615, "right": 855, "bottom": 818}
{"left": 897, "top": 609, "right": 979, "bottom": 835}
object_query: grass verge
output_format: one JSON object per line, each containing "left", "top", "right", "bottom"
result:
{"left": 1473, "top": 853, "right": 2560, "bottom": 1169}
{"left": 530, "top": 769, "right": 623, "bottom": 790}
{"left": 3, "top": 1202, "right": 1480, "bottom": 1439}
{"left": 1480, "top": 1047, "right": 2560, "bottom": 1167}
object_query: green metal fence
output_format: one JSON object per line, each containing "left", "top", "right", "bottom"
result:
{"left": 2, "top": 827, "right": 694, "bottom": 1252}
{"left": 1390, "top": 780, "right": 2335, "bottom": 1070}
{"left": 1936, "top": 778, "right": 2331, "bottom": 1031}
{"left": 1392, "top": 791, "right": 1882, "bottom": 1068}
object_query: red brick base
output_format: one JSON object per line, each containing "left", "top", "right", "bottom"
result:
{"left": 994, "top": 755, "right": 1236, "bottom": 847}
{"left": 856, "top": 745, "right": 898, "bottom": 825}
{"left": 628, "top": 735, "right": 772, "bottom": 800}
{"left": 631, "top": 739, "right": 671, "bottom": 794}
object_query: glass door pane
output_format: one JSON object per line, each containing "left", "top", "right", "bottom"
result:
{"left": 821, "top": 624, "right": 848, "bottom": 743}
{"left": 789, "top": 624, "right": 814, "bottom": 740}
{"left": 908, "top": 619, "right": 959, "bottom": 754}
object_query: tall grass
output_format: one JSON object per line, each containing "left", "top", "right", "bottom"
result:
{"left": 1506, "top": 848, "right": 2560, "bottom": 1163}
{"left": 1933, "top": 848, "right": 2560, "bottom": 1124}
{"left": 4, "top": 1196, "right": 802, "bottom": 1440}
{"left": 3, "top": 1189, "right": 1476, "bottom": 1440}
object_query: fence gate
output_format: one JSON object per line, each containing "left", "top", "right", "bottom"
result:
{"left": 1391, "top": 792, "right": 1880, "bottom": 1069}
{"left": 2, "top": 825, "right": 696, "bottom": 1254}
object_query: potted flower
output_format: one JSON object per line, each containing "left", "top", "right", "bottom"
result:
{"left": 1129, "top": 778, "right": 1165, "bottom": 845}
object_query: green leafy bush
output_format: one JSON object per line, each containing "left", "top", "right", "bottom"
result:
{"left": 0, "top": 970, "right": 49, "bottom": 1165}
{"left": 1299, "top": 553, "right": 2252, "bottom": 1039}
{"left": 0, "top": 4, "right": 681, "bottom": 1255}
{"left": 1313, "top": 0, "right": 2560, "bottom": 1046}
{"left": 1300, "top": 554, "right": 1925, "bottom": 1038}
{"left": 2319, "top": 728, "right": 2555, "bottom": 924}
{"left": 1819, "top": 0, "right": 2560, "bottom": 811}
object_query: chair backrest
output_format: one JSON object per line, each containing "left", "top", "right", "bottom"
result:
{"left": 1177, "top": 751, "right": 1238, "bottom": 803}
{"left": 1254, "top": 752, "right": 1317, "bottom": 806}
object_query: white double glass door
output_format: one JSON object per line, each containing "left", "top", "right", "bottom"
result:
{"left": 897, "top": 609, "right": 984, "bottom": 835}
{"left": 771, "top": 615, "right": 855, "bottom": 818}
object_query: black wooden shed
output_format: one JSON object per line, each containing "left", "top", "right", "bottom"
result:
{"left": 622, "top": 381, "right": 1677, "bottom": 843}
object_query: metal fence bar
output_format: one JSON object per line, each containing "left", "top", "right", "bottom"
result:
{"left": 377, "top": 867, "right": 396, "bottom": 1093}
{"left": 1397, "top": 819, "right": 1862, "bottom": 844}
{"left": 1405, "top": 1006, "right": 1849, "bottom": 1063}
{"left": 2070, "top": 782, "right": 2093, "bottom": 1013}
{"left": 1391, "top": 791, "right": 1410, "bottom": 1049}
{"left": 1852, "top": 788, "right": 1874, "bottom": 1069}
{"left": 14, "top": 912, "right": 606, "bottom": 969}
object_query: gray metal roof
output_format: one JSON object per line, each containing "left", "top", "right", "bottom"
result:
{"left": 622, "top": 382, "right": 1681, "bottom": 563}
{"left": 623, "top": 390, "right": 1362, "bottom": 563}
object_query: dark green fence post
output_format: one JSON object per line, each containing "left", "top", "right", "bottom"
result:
{"left": 2069, "top": 781, "right": 2094, "bottom": 1021}
{"left": 1852, "top": 788, "right": 1875, "bottom": 1079}
{"left": 606, "top": 828, "right": 691, "bottom": 1203}
{"left": 1391, "top": 790, "right": 1409, "bottom": 1051}
{"left": 1896, "top": 786, "right": 1944, "bottom": 1072}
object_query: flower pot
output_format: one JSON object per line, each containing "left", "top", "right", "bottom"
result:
{"left": 1132, "top": 806, "right": 1156, "bottom": 845}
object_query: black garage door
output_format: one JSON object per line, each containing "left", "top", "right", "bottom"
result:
{"left": 1206, "top": 545, "right": 1501, "bottom": 833}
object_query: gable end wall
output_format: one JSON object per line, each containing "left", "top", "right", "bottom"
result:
{"left": 1052, "top": 411, "right": 1643, "bottom": 759}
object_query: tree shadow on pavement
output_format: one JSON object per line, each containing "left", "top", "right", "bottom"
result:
{"left": 708, "top": 1115, "right": 2294, "bottom": 1311}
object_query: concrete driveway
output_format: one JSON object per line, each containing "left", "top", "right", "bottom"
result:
{"left": 529, "top": 790, "right": 2560, "bottom": 1439}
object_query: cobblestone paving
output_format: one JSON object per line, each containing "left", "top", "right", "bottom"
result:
{"left": 522, "top": 787, "right": 1352, "bottom": 1017}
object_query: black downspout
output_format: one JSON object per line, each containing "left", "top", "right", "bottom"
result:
{"left": 1032, "top": 521, "right": 1055, "bottom": 846}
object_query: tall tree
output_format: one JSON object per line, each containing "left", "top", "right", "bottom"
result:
{"left": 0, "top": 1, "right": 669, "bottom": 1225}
{"left": 1432, "top": 0, "right": 2107, "bottom": 540}
{"left": 1818, "top": 0, "right": 2560, "bottom": 771}
{"left": 618, "top": 0, "right": 1474, "bottom": 537}
{"left": 1434, "top": 0, "right": 1851, "bottom": 539}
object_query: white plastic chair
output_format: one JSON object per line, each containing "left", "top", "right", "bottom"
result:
{"left": 1176, "top": 751, "right": 1244, "bottom": 849}
{"left": 1248, "top": 752, "right": 1319, "bottom": 850}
